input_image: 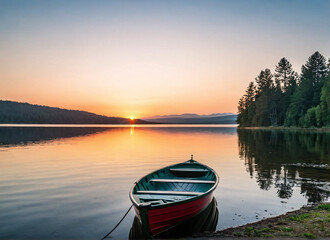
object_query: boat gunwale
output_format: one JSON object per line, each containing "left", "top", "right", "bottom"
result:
{"left": 129, "top": 159, "right": 219, "bottom": 210}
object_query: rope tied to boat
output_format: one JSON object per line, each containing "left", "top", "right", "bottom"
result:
{"left": 101, "top": 204, "right": 133, "bottom": 239}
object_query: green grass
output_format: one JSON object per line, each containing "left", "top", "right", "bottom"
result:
{"left": 254, "top": 227, "right": 271, "bottom": 233}
{"left": 303, "top": 232, "right": 316, "bottom": 238}
{"left": 244, "top": 226, "right": 254, "bottom": 234}
{"left": 290, "top": 213, "right": 311, "bottom": 222}
{"left": 312, "top": 212, "right": 322, "bottom": 218}
{"left": 281, "top": 227, "right": 293, "bottom": 232}
{"left": 233, "top": 231, "right": 243, "bottom": 237}
{"left": 316, "top": 203, "right": 330, "bottom": 211}
{"left": 263, "top": 234, "right": 273, "bottom": 237}
{"left": 218, "top": 203, "right": 330, "bottom": 238}
{"left": 244, "top": 227, "right": 253, "bottom": 231}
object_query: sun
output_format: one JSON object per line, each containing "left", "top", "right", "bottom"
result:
{"left": 130, "top": 116, "right": 135, "bottom": 120}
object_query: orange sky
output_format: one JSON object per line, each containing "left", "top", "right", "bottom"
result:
{"left": 0, "top": 1, "right": 329, "bottom": 118}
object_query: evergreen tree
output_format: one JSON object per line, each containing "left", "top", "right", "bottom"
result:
{"left": 237, "top": 52, "right": 328, "bottom": 128}
{"left": 253, "top": 69, "right": 274, "bottom": 126}
{"left": 255, "top": 68, "right": 274, "bottom": 94}
{"left": 237, "top": 82, "right": 256, "bottom": 126}
{"left": 301, "top": 51, "right": 327, "bottom": 106}
{"left": 286, "top": 52, "right": 328, "bottom": 126}
{"left": 274, "top": 58, "right": 294, "bottom": 91}
{"left": 273, "top": 58, "right": 297, "bottom": 125}
{"left": 319, "top": 74, "right": 330, "bottom": 126}
{"left": 244, "top": 82, "right": 256, "bottom": 125}
{"left": 237, "top": 97, "right": 245, "bottom": 126}
{"left": 245, "top": 82, "right": 256, "bottom": 106}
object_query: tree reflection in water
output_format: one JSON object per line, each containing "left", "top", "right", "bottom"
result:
{"left": 238, "top": 129, "right": 330, "bottom": 203}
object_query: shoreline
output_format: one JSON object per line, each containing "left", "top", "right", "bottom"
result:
{"left": 196, "top": 203, "right": 330, "bottom": 239}
{"left": 0, "top": 124, "right": 238, "bottom": 128}
{"left": 238, "top": 126, "right": 330, "bottom": 132}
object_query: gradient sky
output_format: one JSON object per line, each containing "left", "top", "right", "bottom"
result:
{"left": 0, "top": 0, "right": 329, "bottom": 118}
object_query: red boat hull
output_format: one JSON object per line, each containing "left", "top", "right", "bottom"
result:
{"left": 134, "top": 191, "right": 214, "bottom": 236}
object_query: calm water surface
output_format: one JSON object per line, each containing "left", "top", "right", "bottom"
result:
{"left": 0, "top": 126, "right": 329, "bottom": 239}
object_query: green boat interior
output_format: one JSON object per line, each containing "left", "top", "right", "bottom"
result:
{"left": 131, "top": 160, "right": 217, "bottom": 206}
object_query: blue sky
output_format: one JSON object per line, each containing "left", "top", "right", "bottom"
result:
{"left": 0, "top": 0, "right": 329, "bottom": 117}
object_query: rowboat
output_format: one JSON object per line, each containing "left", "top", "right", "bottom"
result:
{"left": 129, "top": 197, "right": 219, "bottom": 239}
{"left": 129, "top": 155, "right": 219, "bottom": 237}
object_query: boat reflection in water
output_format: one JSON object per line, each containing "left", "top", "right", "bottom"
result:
{"left": 129, "top": 197, "right": 218, "bottom": 239}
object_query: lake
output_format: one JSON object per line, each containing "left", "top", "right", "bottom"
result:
{"left": 0, "top": 126, "right": 329, "bottom": 239}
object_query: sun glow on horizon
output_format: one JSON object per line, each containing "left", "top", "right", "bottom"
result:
{"left": 0, "top": 1, "right": 329, "bottom": 117}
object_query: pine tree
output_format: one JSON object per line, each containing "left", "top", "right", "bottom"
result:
{"left": 255, "top": 68, "right": 274, "bottom": 94}
{"left": 301, "top": 51, "right": 327, "bottom": 106}
{"left": 237, "top": 52, "right": 328, "bottom": 128}
{"left": 274, "top": 58, "right": 295, "bottom": 92}
{"left": 274, "top": 58, "right": 297, "bottom": 125}
{"left": 237, "top": 97, "right": 246, "bottom": 126}
{"left": 319, "top": 74, "right": 330, "bottom": 126}
{"left": 244, "top": 82, "right": 256, "bottom": 125}
{"left": 237, "top": 82, "right": 256, "bottom": 126}
{"left": 245, "top": 82, "right": 256, "bottom": 106}
{"left": 253, "top": 69, "right": 274, "bottom": 126}
{"left": 286, "top": 52, "right": 327, "bottom": 126}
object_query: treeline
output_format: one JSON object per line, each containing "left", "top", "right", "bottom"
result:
{"left": 237, "top": 51, "right": 330, "bottom": 127}
{"left": 147, "top": 115, "right": 237, "bottom": 124}
{"left": 0, "top": 100, "right": 148, "bottom": 124}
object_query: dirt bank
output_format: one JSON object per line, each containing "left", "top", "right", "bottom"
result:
{"left": 196, "top": 203, "right": 330, "bottom": 239}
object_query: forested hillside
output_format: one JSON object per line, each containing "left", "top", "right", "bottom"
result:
{"left": 0, "top": 101, "right": 148, "bottom": 124}
{"left": 237, "top": 52, "right": 330, "bottom": 127}
{"left": 147, "top": 115, "right": 237, "bottom": 124}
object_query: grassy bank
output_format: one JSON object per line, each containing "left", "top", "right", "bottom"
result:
{"left": 199, "top": 203, "right": 330, "bottom": 238}
{"left": 238, "top": 126, "right": 330, "bottom": 132}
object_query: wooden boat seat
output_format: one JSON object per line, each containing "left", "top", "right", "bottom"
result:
{"left": 150, "top": 179, "right": 215, "bottom": 184}
{"left": 169, "top": 168, "right": 208, "bottom": 173}
{"left": 136, "top": 190, "right": 202, "bottom": 196}
{"left": 139, "top": 197, "right": 176, "bottom": 202}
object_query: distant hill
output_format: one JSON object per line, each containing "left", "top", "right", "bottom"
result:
{"left": 144, "top": 114, "right": 237, "bottom": 124}
{"left": 145, "top": 113, "right": 234, "bottom": 120}
{"left": 0, "top": 100, "right": 149, "bottom": 124}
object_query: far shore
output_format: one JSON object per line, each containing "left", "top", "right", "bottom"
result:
{"left": 238, "top": 126, "right": 330, "bottom": 132}
{"left": 0, "top": 123, "right": 238, "bottom": 127}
